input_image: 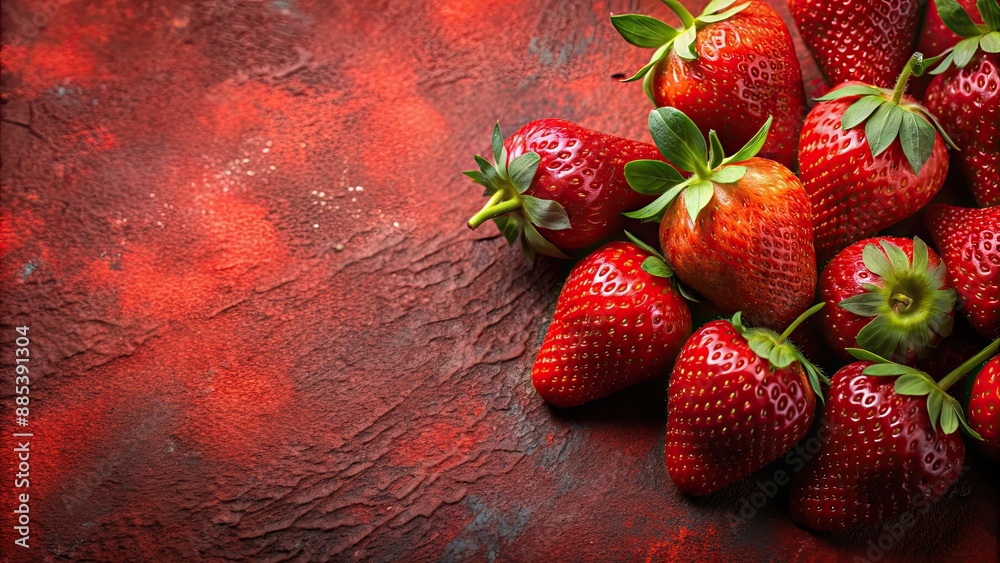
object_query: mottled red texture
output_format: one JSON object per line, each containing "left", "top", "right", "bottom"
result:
{"left": 1, "top": 1, "right": 997, "bottom": 561}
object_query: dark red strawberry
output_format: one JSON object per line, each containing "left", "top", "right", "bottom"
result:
{"left": 818, "top": 236, "right": 956, "bottom": 363}
{"left": 798, "top": 54, "right": 952, "bottom": 264}
{"left": 612, "top": 0, "right": 805, "bottom": 169}
{"left": 788, "top": 0, "right": 922, "bottom": 88}
{"left": 789, "top": 342, "right": 998, "bottom": 531}
{"left": 665, "top": 304, "right": 827, "bottom": 495}
{"left": 465, "top": 120, "right": 668, "bottom": 258}
{"left": 924, "top": 204, "right": 1000, "bottom": 339}
{"left": 917, "top": 0, "right": 982, "bottom": 59}
{"left": 968, "top": 354, "right": 1000, "bottom": 461}
{"left": 909, "top": 0, "right": 983, "bottom": 98}
{"left": 924, "top": 53, "right": 1000, "bottom": 205}
{"left": 531, "top": 238, "right": 692, "bottom": 407}
{"left": 625, "top": 107, "right": 816, "bottom": 330}
{"left": 916, "top": 321, "right": 989, "bottom": 380}
{"left": 923, "top": 0, "right": 1000, "bottom": 206}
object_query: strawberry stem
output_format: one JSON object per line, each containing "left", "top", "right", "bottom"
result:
{"left": 468, "top": 191, "right": 520, "bottom": 229}
{"left": 891, "top": 53, "right": 922, "bottom": 104}
{"left": 777, "top": 302, "right": 826, "bottom": 344}
{"left": 938, "top": 339, "right": 1000, "bottom": 392}
{"left": 662, "top": 0, "right": 697, "bottom": 28}
{"left": 890, "top": 293, "right": 913, "bottom": 313}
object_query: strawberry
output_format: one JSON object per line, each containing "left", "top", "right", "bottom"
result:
{"left": 916, "top": 322, "right": 989, "bottom": 380}
{"left": 968, "top": 354, "right": 1000, "bottom": 461}
{"left": 909, "top": 0, "right": 982, "bottom": 98}
{"left": 923, "top": 0, "right": 1000, "bottom": 206}
{"left": 465, "top": 120, "right": 667, "bottom": 258}
{"left": 531, "top": 237, "right": 692, "bottom": 407}
{"left": 611, "top": 0, "right": 805, "bottom": 169}
{"left": 665, "top": 304, "right": 827, "bottom": 495}
{"left": 818, "top": 236, "right": 957, "bottom": 363}
{"left": 789, "top": 342, "right": 998, "bottom": 531}
{"left": 787, "top": 0, "right": 923, "bottom": 88}
{"left": 624, "top": 107, "right": 816, "bottom": 330}
{"left": 798, "top": 54, "right": 953, "bottom": 264}
{"left": 924, "top": 204, "right": 1000, "bottom": 339}
{"left": 917, "top": 0, "right": 982, "bottom": 59}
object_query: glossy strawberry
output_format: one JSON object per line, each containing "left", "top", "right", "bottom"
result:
{"left": 917, "top": 0, "right": 982, "bottom": 58}
{"left": 531, "top": 239, "right": 692, "bottom": 407}
{"left": 925, "top": 54, "right": 999, "bottom": 206}
{"left": 818, "top": 237, "right": 956, "bottom": 363}
{"left": 924, "top": 204, "right": 1000, "bottom": 338}
{"left": 799, "top": 57, "right": 952, "bottom": 264}
{"left": 665, "top": 305, "right": 826, "bottom": 495}
{"left": 789, "top": 343, "right": 997, "bottom": 531}
{"left": 909, "top": 0, "right": 981, "bottom": 98}
{"left": 465, "top": 120, "right": 667, "bottom": 258}
{"left": 612, "top": 0, "right": 805, "bottom": 169}
{"left": 923, "top": 0, "right": 1000, "bottom": 206}
{"left": 625, "top": 108, "right": 816, "bottom": 330}
{"left": 968, "top": 355, "right": 1000, "bottom": 461}
{"left": 788, "top": 0, "right": 922, "bottom": 88}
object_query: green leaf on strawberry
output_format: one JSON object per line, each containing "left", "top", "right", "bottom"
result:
{"left": 623, "top": 160, "right": 684, "bottom": 195}
{"left": 937, "top": 0, "right": 982, "bottom": 36}
{"left": 838, "top": 237, "right": 957, "bottom": 360}
{"left": 465, "top": 121, "right": 571, "bottom": 259}
{"left": 930, "top": 0, "right": 1000, "bottom": 73}
{"left": 623, "top": 230, "right": 701, "bottom": 302}
{"left": 624, "top": 107, "right": 772, "bottom": 223}
{"left": 732, "top": 302, "right": 830, "bottom": 401}
{"left": 846, "top": 338, "right": 1000, "bottom": 437}
{"left": 611, "top": 0, "right": 752, "bottom": 103}
{"left": 817, "top": 53, "right": 957, "bottom": 173}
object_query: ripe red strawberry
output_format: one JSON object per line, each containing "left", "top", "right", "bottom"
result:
{"left": 465, "top": 120, "right": 667, "bottom": 258}
{"left": 611, "top": 0, "right": 805, "bottom": 169}
{"left": 924, "top": 53, "right": 999, "bottom": 206}
{"left": 531, "top": 239, "right": 692, "bottom": 407}
{"left": 789, "top": 342, "right": 998, "bottom": 531}
{"left": 818, "top": 236, "right": 956, "bottom": 363}
{"left": 924, "top": 204, "right": 1000, "bottom": 339}
{"left": 909, "top": 0, "right": 981, "bottom": 98}
{"left": 917, "top": 0, "right": 982, "bottom": 58}
{"left": 798, "top": 55, "right": 952, "bottom": 264}
{"left": 665, "top": 304, "right": 827, "bottom": 495}
{"left": 625, "top": 107, "right": 816, "bottom": 330}
{"left": 968, "top": 354, "right": 1000, "bottom": 461}
{"left": 922, "top": 0, "right": 1000, "bottom": 206}
{"left": 787, "top": 0, "right": 922, "bottom": 88}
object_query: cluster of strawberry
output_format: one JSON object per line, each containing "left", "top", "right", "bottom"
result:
{"left": 464, "top": 0, "right": 999, "bottom": 532}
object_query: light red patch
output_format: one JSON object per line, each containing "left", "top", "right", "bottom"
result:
{"left": 71, "top": 191, "right": 287, "bottom": 321}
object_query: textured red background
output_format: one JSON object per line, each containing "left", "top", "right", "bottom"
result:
{"left": 1, "top": 0, "right": 997, "bottom": 561}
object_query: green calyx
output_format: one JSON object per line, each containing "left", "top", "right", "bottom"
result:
{"left": 837, "top": 237, "right": 957, "bottom": 361}
{"left": 816, "top": 53, "right": 957, "bottom": 174}
{"left": 624, "top": 231, "right": 699, "bottom": 301}
{"left": 611, "top": 0, "right": 752, "bottom": 103}
{"left": 623, "top": 106, "right": 770, "bottom": 224}
{"left": 732, "top": 302, "right": 830, "bottom": 403}
{"left": 465, "top": 122, "right": 571, "bottom": 259}
{"left": 846, "top": 338, "right": 1000, "bottom": 437}
{"left": 930, "top": 0, "right": 1000, "bottom": 75}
